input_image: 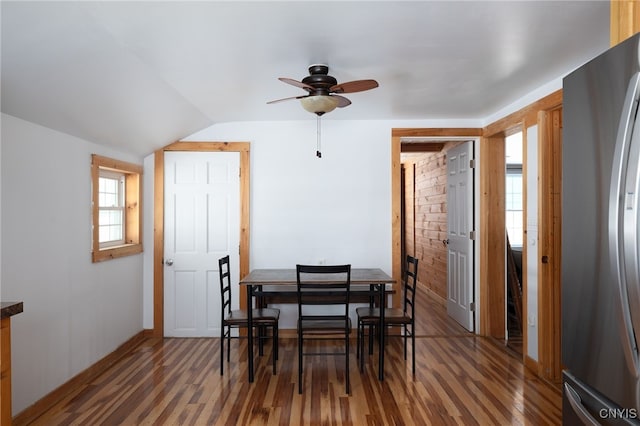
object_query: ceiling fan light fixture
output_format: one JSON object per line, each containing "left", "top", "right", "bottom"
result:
{"left": 269, "top": 66, "right": 378, "bottom": 157}
{"left": 300, "top": 95, "right": 339, "bottom": 115}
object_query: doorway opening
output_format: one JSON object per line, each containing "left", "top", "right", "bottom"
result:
{"left": 505, "top": 131, "right": 524, "bottom": 355}
{"left": 399, "top": 137, "right": 478, "bottom": 335}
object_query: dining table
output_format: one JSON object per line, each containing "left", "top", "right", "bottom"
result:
{"left": 239, "top": 267, "right": 395, "bottom": 383}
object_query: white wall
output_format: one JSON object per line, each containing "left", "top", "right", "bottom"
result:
{"left": 190, "top": 119, "right": 487, "bottom": 267}
{"left": 151, "top": 120, "right": 395, "bottom": 328}
{"left": 216, "top": 121, "right": 390, "bottom": 268}
{"left": 142, "top": 153, "right": 155, "bottom": 330}
{"left": 143, "top": 119, "right": 482, "bottom": 328}
{"left": 1, "top": 114, "right": 3, "bottom": 306}
{"left": 1, "top": 114, "right": 145, "bottom": 415}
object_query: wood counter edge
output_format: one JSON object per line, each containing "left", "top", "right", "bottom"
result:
{"left": 0, "top": 302, "right": 23, "bottom": 319}
{"left": 1, "top": 301, "right": 22, "bottom": 426}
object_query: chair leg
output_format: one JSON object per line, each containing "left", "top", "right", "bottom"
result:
{"left": 272, "top": 325, "right": 278, "bottom": 375}
{"left": 403, "top": 324, "right": 408, "bottom": 360}
{"left": 360, "top": 321, "right": 368, "bottom": 373}
{"left": 356, "top": 320, "right": 360, "bottom": 360}
{"left": 220, "top": 326, "right": 225, "bottom": 375}
{"left": 411, "top": 323, "right": 416, "bottom": 376}
{"left": 298, "top": 326, "right": 303, "bottom": 394}
{"left": 357, "top": 321, "right": 363, "bottom": 372}
{"left": 274, "top": 324, "right": 279, "bottom": 360}
{"left": 258, "top": 325, "right": 264, "bottom": 356}
{"left": 345, "top": 334, "right": 350, "bottom": 395}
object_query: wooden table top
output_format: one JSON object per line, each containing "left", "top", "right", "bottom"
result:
{"left": 240, "top": 268, "right": 394, "bottom": 285}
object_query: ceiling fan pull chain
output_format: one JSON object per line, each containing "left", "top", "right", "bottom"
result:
{"left": 316, "top": 115, "right": 322, "bottom": 158}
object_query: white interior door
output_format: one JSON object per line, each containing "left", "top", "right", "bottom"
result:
{"left": 446, "top": 142, "right": 475, "bottom": 331}
{"left": 164, "top": 151, "right": 240, "bottom": 337}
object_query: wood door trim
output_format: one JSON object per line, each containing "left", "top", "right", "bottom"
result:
{"left": 480, "top": 90, "right": 562, "bottom": 378}
{"left": 611, "top": 0, "right": 640, "bottom": 47}
{"left": 537, "top": 108, "right": 563, "bottom": 382}
{"left": 391, "top": 128, "right": 481, "bottom": 309}
{"left": 152, "top": 141, "right": 250, "bottom": 337}
{"left": 478, "top": 134, "right": 506, "bottom": 338}
{"left": 392, "top": 90, "right": 562, "bottom": 361}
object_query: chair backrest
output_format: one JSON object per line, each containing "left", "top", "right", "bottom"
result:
{"left": 296, "top": 264, "right": 351, "bottom": 320}
{"left": 403, "top": 255, "right": 419, "bottom": 319}
{"left": 219, "top": 255, "right": 232, "bottom": 316}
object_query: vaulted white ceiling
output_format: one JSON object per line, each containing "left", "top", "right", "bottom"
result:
{"left": 1, "top": 1, "right": 610, "bottom": 157}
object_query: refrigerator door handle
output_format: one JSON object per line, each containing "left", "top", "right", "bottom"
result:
{"left": 564, "top": 383, "right": 603, "bottom": 426}
{"left": 609, "top": 71, "right": 640, "bottom": 378}
{"left": 623, "top": 80, "right": 640, "bottom": 366}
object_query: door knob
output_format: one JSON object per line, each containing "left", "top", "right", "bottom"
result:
{"left": 442, "top": 239, "right": 450, "bottom": 246}
{"left": 164, "top": 259, "right": 174, "bottom": 266}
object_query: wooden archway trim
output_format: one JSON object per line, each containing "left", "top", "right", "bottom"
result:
{"left": 391, "top": 128, "right": 482, "bottom": 309}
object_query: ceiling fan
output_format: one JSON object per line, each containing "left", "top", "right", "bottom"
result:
{"left": 267, "top": 64, "right": 378, "bottom": 115}
{"left": 268, "top": 65, "right": 379, "bottom": 157}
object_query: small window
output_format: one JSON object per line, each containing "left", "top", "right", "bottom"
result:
{"left": 91, "top": 154, "right": 143, "bottom": 262}
{"left": 98, "top": 170, "right": 125, "bottom": 247}
{"left": 506, "top": 168, "right": 523, "bottom": 247}
{"left": 506, "top": 131, "right": 523, "bottom": 247}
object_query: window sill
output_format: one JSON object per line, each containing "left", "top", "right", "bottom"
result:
{"left": 92, "top": 243, "right": 143, "bottom": 263}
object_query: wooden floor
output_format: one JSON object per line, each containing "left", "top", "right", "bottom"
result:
{"left": 26, "top": 290, "right": 562, "bottom": 425}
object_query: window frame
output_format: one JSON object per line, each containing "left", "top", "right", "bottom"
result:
{"left": 98, "top": 169, "right": 126, "bottom": 248}
{"left": 91, "top": 154, "right": 143, "bottom": 262}
{"left": 505, "top": 165, "right": 524, "bottom": 247}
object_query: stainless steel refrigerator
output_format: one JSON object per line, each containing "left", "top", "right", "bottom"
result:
{"left": 563, "top": 33, "right": 640, "bottom": 425}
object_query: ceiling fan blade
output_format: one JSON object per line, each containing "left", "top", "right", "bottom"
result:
{"left": 331, "top": 79, "right": 379, "bottom": 94}
{"left": 267, "top": 95, "right": 305, "bottom": 104}
{"left": 279, "top": 77, "right": 314, "bottom": 92}
{"left": 332, "top": 95, "right": 352, "bottom": 108}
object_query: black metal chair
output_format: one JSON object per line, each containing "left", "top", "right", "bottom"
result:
{"left": 296, "top": 264, "right": 352, "bottom": 394}
{"left": 356, "top": 255, "right": 419, "bottom": 375}
{"left": 219, "top": 255, "right": 280, "bottom": 375}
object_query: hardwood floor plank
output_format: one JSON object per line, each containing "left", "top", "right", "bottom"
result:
{"left": 22, "top": 290, "right": 561, "bottom": 425}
